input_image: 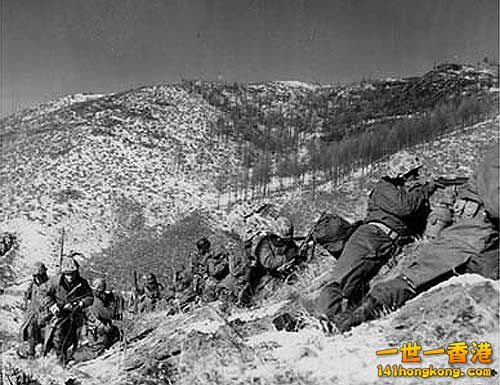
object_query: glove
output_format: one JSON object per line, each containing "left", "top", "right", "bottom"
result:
{"left": 64, "top": 300, "right": 83, "bottom": 310}
{"left": 49, "top": 303, "right": 60, "bottom": 316}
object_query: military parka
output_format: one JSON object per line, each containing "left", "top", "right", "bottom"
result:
{"left": 365, "top": 178, "right": 434, "bottom": 236}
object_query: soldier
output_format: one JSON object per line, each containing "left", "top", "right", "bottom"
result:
{"left": 173, "top": 268, "right": 196, "bottom": 312}
{"left": 160, "top": 280, "right": 177, "bottom": 315}
{"left": 191, "top": 238, "right": 211, "bottom": 297}
{"left": 78, "top": 278, "right": 120, "bottom": 359}
{"left": 333, "top": 145, "right": 499, "bottom": 332}
{"left": 316, "top": 151, "right": 437, "bottom": 322}
{"left": 0, "top": 233, "right": 15, "bottom": 257}
{"left": 42, "top": 254, "right": 93, "bottom": 364}
{"left": 135, "top": 273, "right": 164, "bottom": 313}
{"left": 195, "top": 237, "right": 231, "bottom": 302}
{"left": 238, "top": 216, "right": 299, "bottom": 306}
{"left": 18, "top": 261, "right": 49, "bottom": 358}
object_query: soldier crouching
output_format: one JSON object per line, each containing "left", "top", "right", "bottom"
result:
{"left": 134, "top": 273, "right": 164, "bottom": 313}
{"left": 238, "top": 216, "right": 299, "bottom": 306}
{"left": 74, "top": 278, "right": 121, "bottom": 361}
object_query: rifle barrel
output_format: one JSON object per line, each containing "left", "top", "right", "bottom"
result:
{"left": 59, "top": 227, "right": 65, "bottom": 273}
{"left": 133, "top": 271, "right": 138, "bottom": 291}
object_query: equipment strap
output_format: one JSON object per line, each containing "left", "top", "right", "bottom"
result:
{"left": 368, "top": 221, "right": 399, "bottom": 241}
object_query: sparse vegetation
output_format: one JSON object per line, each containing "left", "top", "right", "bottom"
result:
{"left": 183, "top": 63, "right": 498, "bottom": 197}
{"left": 2, "top": 364, "right": 43, "bottom": 385}
{"left": 0, "top": 63, "right": 498, "bottom": 384}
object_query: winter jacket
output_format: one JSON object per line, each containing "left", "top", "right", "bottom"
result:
{"left": 206, "top": 252, "right": 230, "bottom": 281}
{"left": 20, "top": 274, "right": 50, "bottom": 343}
{"left": 42, "top": 273, "right": 93, "bottom": 318}
{"left": 87, "top": 292, "right": 116, "bottom": 328}
{"left": 365, "top": 178, "right": 434, "bottom": 236}
{"left": 82, "top": 292, "right": 121, "bottom": 357}
{"left": 24, "top": 274, "right": 49, "bottom": 317}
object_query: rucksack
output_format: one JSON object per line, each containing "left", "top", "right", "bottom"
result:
{"left": 251, "top": 234, "right": 299, "bottom": 272}
{"left": 310, "top": 213, "right": 362, "bottom": 258}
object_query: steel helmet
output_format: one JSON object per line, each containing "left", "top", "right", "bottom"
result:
{"left": 31, "top": 261, "right": 47, "bottom": 276}
{"left": 61, "top": 257, "right": 79, "bottom": 273}
{"left": 145, "top": 273, "right": 157, "bottom": 285}
{"left": 276, "top": 216, "right": 294, "bottom": 238}
{"left": 91, "top": 277, "right": 107, "bottom": 292}
{"left": 196, "top": 237, "right": 211, "bottom": 251}
{"left": 387, "top": 151, "right": 424, "bottom": 179}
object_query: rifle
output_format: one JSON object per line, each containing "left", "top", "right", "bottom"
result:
{"left": 189, "top": 253, "right": 194, "bottom": 277}
{"left": 133, "top": 271, "right": 140, "bottom": 294}
{"left": 435, "top": 176, "right": 469, "bottom": 188}
{"left": 42, "top": 290, "right": 90, "bottom": 356}
{"left": 59, "top": 227, "right": 65, "bottom": 273}
{"left": 297, "top": 211, "right": 327, "bottom": 262}
{"left": 275, "top": 235, "right": 312, "bottom": 279}
{"left": 131, "top": 271, "right": 141, "bottom": 313}
{"left": 276, "top": 258, "right": 299, "bottom": 276}
{"left": 170, "top": 256, "right": 175, "bottom": 287}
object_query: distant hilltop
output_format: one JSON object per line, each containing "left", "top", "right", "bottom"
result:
{"left": 0, "top": 62, "right": 498, "bottom": 283}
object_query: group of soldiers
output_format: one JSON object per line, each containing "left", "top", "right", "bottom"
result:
{"left": 130, "top": 227, "right": 300, "bottom": 315}
{"left": 19, "top": 227, "right": 299, "bottom": 365}
{"left": 19, "top": 144, "right": 498, "bottom": 364}
{"left": 19, "top": 255, "right": 122, "bottom": 364}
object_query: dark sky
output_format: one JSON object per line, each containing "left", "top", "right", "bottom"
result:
{"left": 1, "top": 0, "right": 498, "bottom": 117}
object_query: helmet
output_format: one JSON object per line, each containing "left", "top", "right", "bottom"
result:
{"left": 31, "top": 261, "right": 47, "bottom": 276}
{"left": 145, "top": 273, "right": 157, "bottom": 285}
{"left": 387, "top": 151, "right": 424, "bottom": 179}
{"left": 276, "top": 216, "right": 293, "bottom": 238}
{"left": 196, "top": 237, "right": 211, "bottom": 251}
{"left": 61, "top": 257, "right": 79, "bottom": 273}
{"left": 91, "top": 278, "right": 107, "bottom": 292}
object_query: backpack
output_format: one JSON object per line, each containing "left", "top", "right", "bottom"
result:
{"left": 251, "top": 234, "right": 298, "bottom": 272}
{"left": 310, "top": 213, "right": 362, "bottom": 258}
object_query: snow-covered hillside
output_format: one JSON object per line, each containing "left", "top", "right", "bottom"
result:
{"left": 0, "top": 63, "right": 499, "bottom": 385}
{"left": 1, "top": 85, "right": 243, "bottom": 276}
{"left": 2, "top": 275, "right": 498, "bottom": 385}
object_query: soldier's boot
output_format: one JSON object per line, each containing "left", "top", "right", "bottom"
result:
{"left": 331, "top": 295, "right": 381, "bottom": 333}
{"left": 333, "top": 275, "right": 417, "bottom": 332}
{"left": 313, "top": 299, "right": 349, "bottom": 335}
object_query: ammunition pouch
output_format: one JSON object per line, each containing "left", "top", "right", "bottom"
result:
{"left": 454, "top": 199, "right": 487, "bottom": 221}
{"left": 424, "top": 204, "right": 453, "bottom": 239}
